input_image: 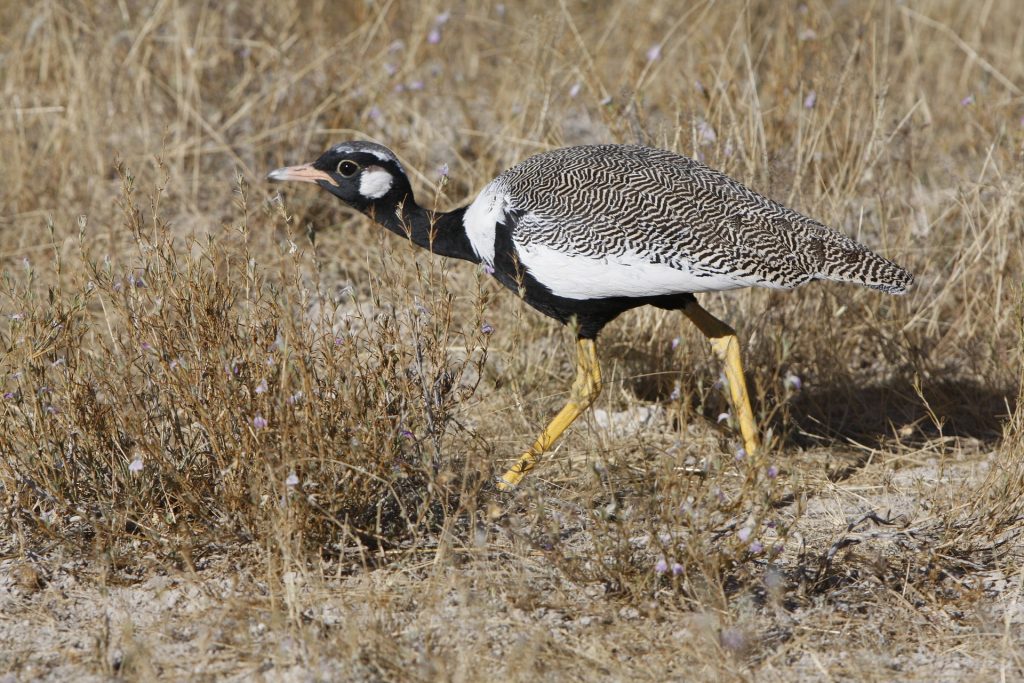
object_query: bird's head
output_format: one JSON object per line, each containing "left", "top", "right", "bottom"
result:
{"left": 267, "top": 141, "right": 411, "bottom": 212}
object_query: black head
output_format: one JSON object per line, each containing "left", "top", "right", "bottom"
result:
{"left": 267, "top": 141, "right": 412, "bottom": 211}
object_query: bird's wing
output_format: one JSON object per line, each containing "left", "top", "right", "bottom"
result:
{"left": 501, "top": 145, "right": 911, "bottom": 294}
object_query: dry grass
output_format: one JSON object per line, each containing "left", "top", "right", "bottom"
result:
{"left": 1, "top": 0, "right": 1023, "bottom": 680}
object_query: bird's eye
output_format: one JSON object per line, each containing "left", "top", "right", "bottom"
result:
{"left": 337, "top": 160, "right": 359, "bottom": 177}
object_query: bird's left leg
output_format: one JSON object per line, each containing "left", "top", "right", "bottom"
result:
{"left": 682, "top": 301, "right": 760, "bottom": 456}
{"left": 496, "top": 338, "right": 602, "bottom": 491}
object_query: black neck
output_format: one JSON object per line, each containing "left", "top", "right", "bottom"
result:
{"left": 368, "top": 197, "right": 478, "bottom": 263}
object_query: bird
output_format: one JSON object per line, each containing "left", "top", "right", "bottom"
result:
{"left": 268, "top": 141, "right": 913, "bottom": 491}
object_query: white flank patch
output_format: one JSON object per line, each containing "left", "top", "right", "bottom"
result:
{"left": 515, "top": 242, "right": 763, "bottom": 299}
{"left": 359, "top": 166, "right": 393, "bottom": 199}
{"left": 462, "top": 182, "right": 510, "bottom": 265}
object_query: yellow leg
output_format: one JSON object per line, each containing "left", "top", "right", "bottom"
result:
{"left": 682, "top": 301, "right": 760, "bottom": 456}
{"left": 497, "top": 338, "right": 602, "bottom": 491}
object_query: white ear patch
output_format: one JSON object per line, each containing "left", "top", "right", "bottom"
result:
{"left": 358, "top": 166, "right": 394, "bottom": 199}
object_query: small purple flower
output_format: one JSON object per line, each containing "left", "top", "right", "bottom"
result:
{"left": 671, "top": 562, "right": 684, "bottom": 576}
{"left": 669, "top": 385, "right": 681, "bottom": 401}
{"left": 737, "top": 527, "right": 752, "bottom": 542}
{"left": 482, "top": 263, "right": 495, "bottom": 275}
{"left": 767, "top": 464, "right": 779, "bottom": 479}
{"left": 253, "top": 414, "right": 268, "bottom": 430}
{"left": 481, "top": 322, "right": 494, "bottom": 335}
{"left": 735, "top": 448, "right": 747, "bottom": 462}
{"left": 654, "top": 558, "right": 669, "bottom": 574}
{"left": 645, "top": 43, "right": 662, "bottom": 62}
{"left": 334, "top": 337, "right": 345, "bottom": 346}
{"left": 749, "top": 541, "right": 764, "bottom": 553}
{"left": 113, "top": 280, "right": 123, "bottom": 292}
{"left": 3, "top": 392, "right": 15, "bottom": 400}
{"left": 784, "top": 372, "right": 802, "bottom": 391}
{"left": 368, "top": 106, "right": 383, "bottom": 123}
{"left": 285, "top": 472, "right": 299, "bottom": 487}
{"left": 697, "top": 118, "right": 717, "bottom": 144}
{"left": 427, "top": 28, "right": 441, "bottom": 44}
{"left": 132, "top": 275, "right": 148, "bottom": 288}
{"left": 129, "top": 456, "right": 143, "bottom": 473}
{"left": 804, "top": 90, "right": 817, "bottom": 109}
{"left": 961, "top": 94, "right": 974, "bottom": 106}
{"left": 141, "top": 342, "right": 153, "bottom": 352}
{"left": 437, "top": 162, "right": 449, "bottom": 178}
{"left": 45, "top": 405, "right": 59, "bottom": 415}
{"left": 408, "top": 80, "right": 424, "bottom": 91}
{"left": 569, "top": 82, "right": 582, "bottom": 98}
{"left": 717, "top": 412, "right": 731, "bottom": 424}
{"left": 400, "top": 429, "right": 414, "bottom": 439}
{"left": 720, "top": 627, "right": 746, "bottom": 652}
{"left": 671, "top": 337, "right": 681, "bottom": 351}
{"left": 255, "top": 379, "right": 268, "bottom": 394}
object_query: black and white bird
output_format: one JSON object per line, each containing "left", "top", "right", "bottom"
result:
{"left": 268, "top": 142, "right": 913, "bottom": 490}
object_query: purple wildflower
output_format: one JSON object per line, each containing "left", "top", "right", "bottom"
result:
{"left": 784, "top": 372, "right": 802, "bottom": 391}
{"left": 749, "top": 541, "right": 764, "bottom": 553}
{"left": 671, "top": 562, "right": 685, "bottom": 576}
{"left": 427, "top": 28, "right": 441, "bottom": 44}
{"left": 438, "top": 162, "right": 449, "bottom": 178}
{"left": 697, "top": 118, "right": 717, "bottom": 144}
{"left": 129, "top": 456, "right": 143, "bottom": 473}
{"left": 569, "top": 82, "right": 582, "bottom": 98}
{"left": 735, "top": 448, "right": 747, "bottom": 462}
{"left": 482, "top": 263, "right": 495, "bottom": 275}
{"left": 253, "top": 414, "right": 268, "bottom": 430}
{"left": 285, "top": 472, "right": 299, "bottom": 487}
{"left": 804, "top": 90, "right": 817, "bottom": 109}
{"left": 255, "top": 379, "right": 268, "bottom": 394}
{"left": 481, "top": 322, "right": 494, "bottom": 335}
{"left": 961, "top": 94, "right": 974, "bottom": 106}
{"left": 767, "top": 464, "right": 779, "bottom": 479}
{"left": 737, "top": 527, "right": 752, "bottom": 542}
{"left": 646, "top": 44, "right": 662, "bottom": 62}
{"left": 654, "top": 558, "right": 669, "bottom": 574}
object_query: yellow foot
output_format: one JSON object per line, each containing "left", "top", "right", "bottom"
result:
{"left": 495, "top": 338, "right": 601, "bottom": 491}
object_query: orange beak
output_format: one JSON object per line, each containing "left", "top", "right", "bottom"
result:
{"left": 266, "top": 163, "right": 338, "bottom": 186}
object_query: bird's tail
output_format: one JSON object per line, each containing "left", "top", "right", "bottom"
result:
{"left": 818, "top": 239, "right": 914, "bottom": 295}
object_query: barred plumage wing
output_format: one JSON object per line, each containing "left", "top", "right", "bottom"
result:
{"left": 497, "top": 145, "right": 912, "bottom": 294}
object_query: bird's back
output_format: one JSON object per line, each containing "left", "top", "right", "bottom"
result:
{"left": 492, "top": 144, "right": 913, "bottom": 295}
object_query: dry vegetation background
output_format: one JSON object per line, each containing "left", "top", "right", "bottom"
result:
{"left": 1, "top": 0, "right": 1023, "bottom": 680}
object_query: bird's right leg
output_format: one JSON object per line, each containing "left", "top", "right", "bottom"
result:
{"left": 682, "top": 301, "right": 760, "bottom": 456}
{"left": 496, "top": 338, "right": 602, "bottom": 491}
